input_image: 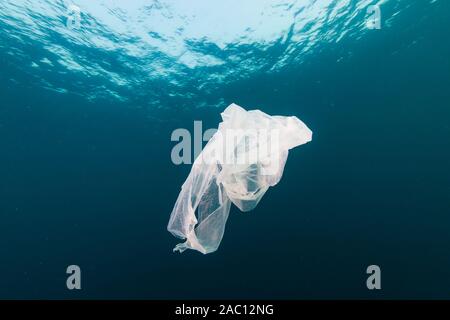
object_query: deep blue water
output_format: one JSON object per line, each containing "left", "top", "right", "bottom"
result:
{"left": 0, "top": 0, "right": 449, "bottom": 299}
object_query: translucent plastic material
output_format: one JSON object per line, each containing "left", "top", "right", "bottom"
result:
{"left": 167, "top": 103, "right": 312, "bottom": 254}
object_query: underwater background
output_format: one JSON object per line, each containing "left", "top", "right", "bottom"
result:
{"left": 0, "top": 0, "right": 449, "bottom": 299}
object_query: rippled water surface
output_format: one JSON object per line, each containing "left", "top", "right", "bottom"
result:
{"left": 1, "top": 0, "right": 417, "bottom": 108}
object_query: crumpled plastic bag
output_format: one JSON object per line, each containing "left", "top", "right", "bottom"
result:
{"left": 167, "top": 103, "right": 312, "bottom": 254}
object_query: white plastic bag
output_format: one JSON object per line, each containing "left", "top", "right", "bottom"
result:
{"left": 167, "top": 103, "right": 312, "bottom": 254}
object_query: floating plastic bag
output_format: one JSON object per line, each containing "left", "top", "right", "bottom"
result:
{"left": 167, "top": 103, "right": 312, "bottom": 254}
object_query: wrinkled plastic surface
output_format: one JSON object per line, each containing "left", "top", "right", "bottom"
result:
{"left": 167, "top": 103, "right": 312, "bottom": 254}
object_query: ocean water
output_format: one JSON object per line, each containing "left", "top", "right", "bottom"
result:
{"left": 0, "top": 0, "right": 449, "bottom": 299}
